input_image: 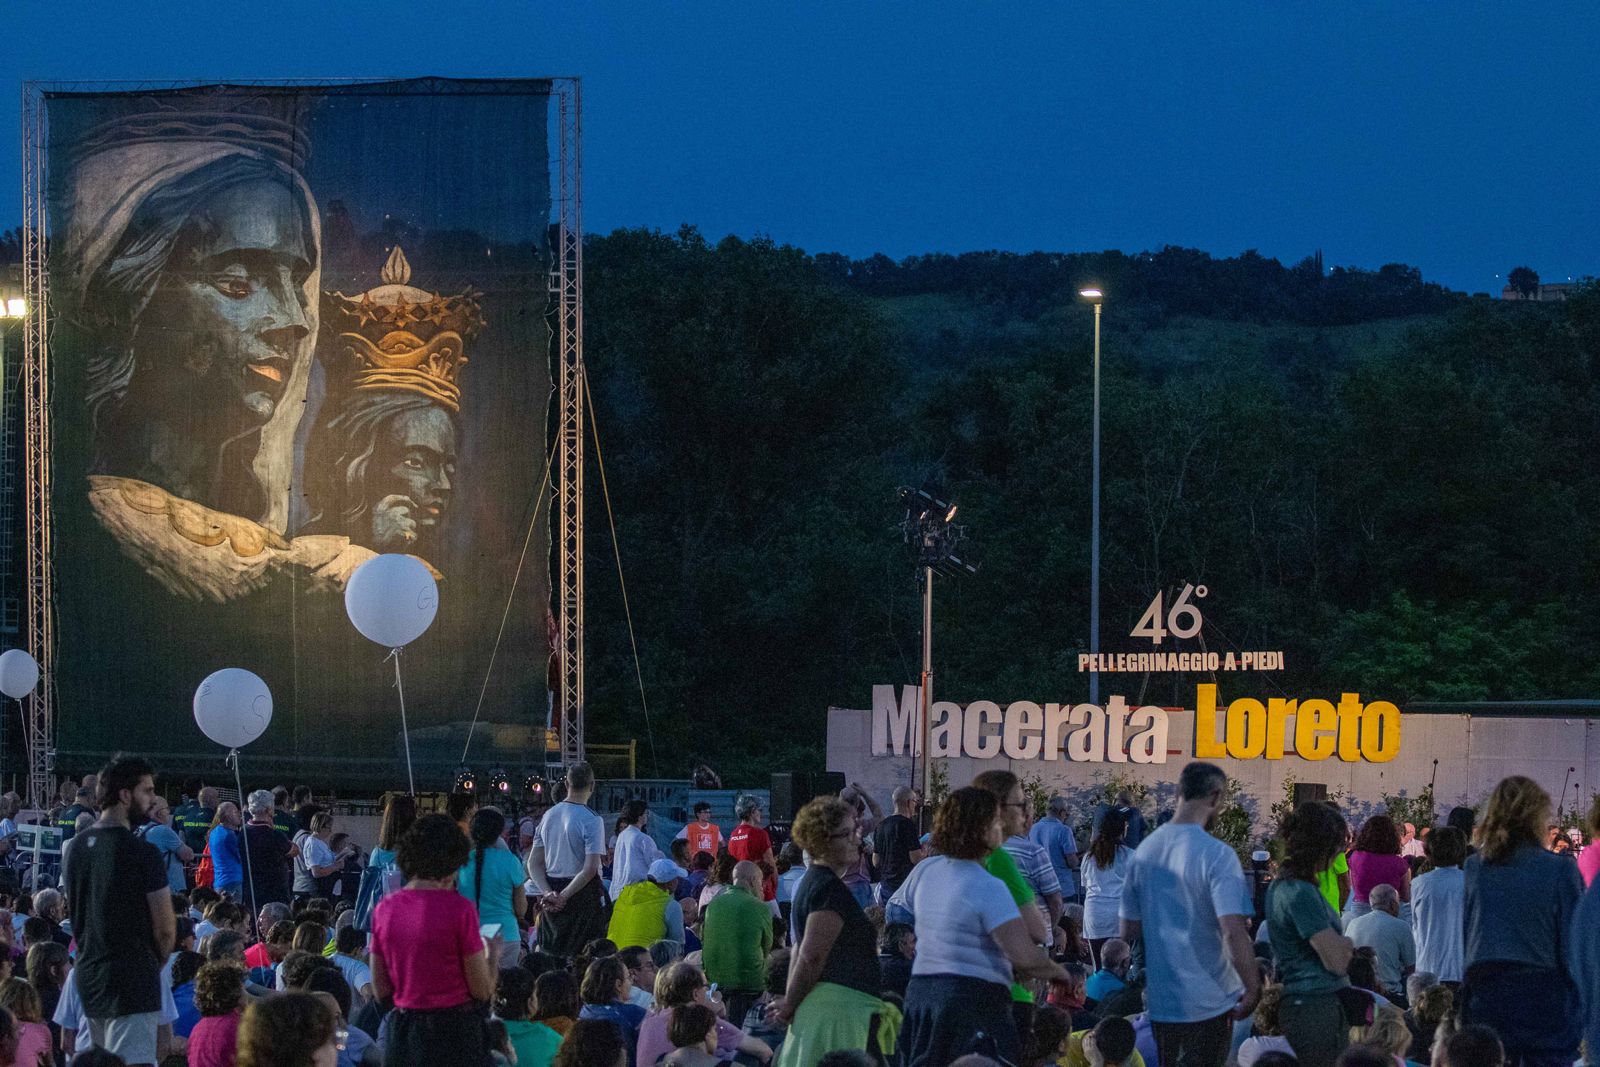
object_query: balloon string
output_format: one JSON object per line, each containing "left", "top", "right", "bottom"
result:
{"left": 387, "top": 648, "right": 416, "bottom": 795}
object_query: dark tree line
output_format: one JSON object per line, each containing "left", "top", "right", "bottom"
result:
{"left": 577, "top": 230, "right": 1600, "bottom": 783}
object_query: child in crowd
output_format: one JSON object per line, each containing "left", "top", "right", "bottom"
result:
{"left": 577, "top": 956, "right": 646, "bottom": 1063}
{"left": 168, "top": 950, "right": 206, "bottom": 1037}
{"left": 1063, "top": 1016, "right": 1142, "bottom": 1067}
{"left": 530, "top": 970, "right": 582, "bottom": 1043}
{"left": 0, "top": 976, "right": 52, "bottom": 1067}
{"left": 663, "top": 1003, "right": 721, "bottom": 1067}
{"left": 1048, "top": 963, "right": 1097, "bottom": 1031}
{"left": 1238, "top": 986, "right": 1295, "bottom": 1067}
{"left": 499, "top": 967, "right": 561, "bottom": 1067}
{"left": 187, "top": 962, "right": 246, "bottom": 1067}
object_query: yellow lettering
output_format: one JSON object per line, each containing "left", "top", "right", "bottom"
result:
{"left": 1194, "top": 684, "right": 1227, "bottom": 758}
{"left": 1361, "top": 701, "right": 1402, "bottom": 762}
{"left": 1336, "top": 693, "right": 1364, "bottom": 762}
{"left": 1294, "top": 699, "right": 1337, "bottom": 761}
{"left": 1225, "top": 698, "right": 1267, "bottom": 758}
{"left": 1265, "top": 697, "right": 1297, "bottom": 759}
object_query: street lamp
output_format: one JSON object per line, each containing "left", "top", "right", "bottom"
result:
{"left": 898, "top": 487, "right": 978, "bottom": 806}
{"left": 1079, "top": 287, "right": 1103, "bottom": 705}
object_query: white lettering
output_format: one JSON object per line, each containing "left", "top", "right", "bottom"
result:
{"left": 1067, "top": 704, "right": 1105, "bottom": 761}
{"left": 1002, "top": 701, "right": 1043, "bottom": 760}
{"left": 930, "top": 700, "right": 963, "bottom": 757}
{"left": 1127, "top": 706, "right": 1168, "bottom": 764}
{"left": 872, "top": 684, "right": 920, "bottom": 756}
{"left": 963, "top": 700, "right": 1003, "bottom": 759}
{"left": 1043, "top": 702, "right": 1072, "bottom": 760}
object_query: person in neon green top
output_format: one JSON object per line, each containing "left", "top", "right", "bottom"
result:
{"left": 973, "top": 769, "right": 1053, "bottom": 1022}
{"left": 607, "top": 858, "right": 688, "bottom": 949}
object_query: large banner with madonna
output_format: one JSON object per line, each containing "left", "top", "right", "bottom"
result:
{"left": 43, "top": 79, "right": 554, "bottom": 783}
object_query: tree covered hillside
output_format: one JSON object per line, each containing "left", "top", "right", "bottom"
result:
{"left": 579, "top": 228, "right": 1600, "bottom": 783}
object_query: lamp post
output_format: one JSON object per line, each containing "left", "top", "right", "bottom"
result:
{"left": 898, "top": 488, "right": 976, "bottom": 812}
{"left": 1079, "top": 288, "right": 1103, "bottom": 705}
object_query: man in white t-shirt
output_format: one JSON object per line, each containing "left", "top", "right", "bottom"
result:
{"left": 526, "top": 762, "right": 608, "bottom": 956}
{"left": 1345, "top": 884, "right": 1415, "bottom": 997}
{"left": 1120, "top": 761, "right": 1259, "bottom": 1067}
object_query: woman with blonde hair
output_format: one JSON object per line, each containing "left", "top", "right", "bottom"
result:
{"left": 1461, "top": 776, "right": 1582, "bottom": 1067}
{"left": 635, "top": 961, "right": 770, "bottom": 1067}
{"left": 1350, "top": 1002, "right": 1413, "bottom": 1067}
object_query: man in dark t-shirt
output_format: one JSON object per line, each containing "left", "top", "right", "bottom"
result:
{"left": 244, "top": 790, "right": 298, "bottom": 907}
{"left": 55, "top": 788, "right": 94, "bottom": 842}
{"left": 872, "top": 786, "right": 926, "bottom": 898}
{"left": 177, "top": 785, "right": 218, "bottom": 855}
{"left": 65, "top": 753, "right": 175, "bottom": 1067}
{"left": 270, "top": 787, "right": 298, "bottom": 837}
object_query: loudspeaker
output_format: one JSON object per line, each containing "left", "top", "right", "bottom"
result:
{"left": 770, "top": 771, "right": 847, "bottom": 822}
{"left": 1291, "top": 782, "right": 1329, "bottom": 808}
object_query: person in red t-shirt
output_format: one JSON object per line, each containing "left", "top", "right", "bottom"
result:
{"left": 726, "top": 796, "right": 777, "bottom": 901}
{"left": 676, "top": 802, "right": 723, "bottom": 861}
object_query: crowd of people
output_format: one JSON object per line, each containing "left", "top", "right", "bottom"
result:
{"left": 4, "top": 755, "right": 1600, "bottom": 1067}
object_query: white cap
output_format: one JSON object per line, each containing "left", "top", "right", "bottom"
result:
{"left": 649, "top": 858, "right": 689, "bottom": 883}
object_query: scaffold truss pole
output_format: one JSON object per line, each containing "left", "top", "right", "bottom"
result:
{"left": 551, "top": 78, "right": 585, "bottom": 769}
{"left": 20, "top": 85, "right": 55, "bottom": 810}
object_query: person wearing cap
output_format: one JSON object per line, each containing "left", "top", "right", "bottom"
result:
{"left": 702, "top": 860, "right": 774, "bottom": 1028}
{"left": 608, "top": 857, "right": 688, "bottom": 950}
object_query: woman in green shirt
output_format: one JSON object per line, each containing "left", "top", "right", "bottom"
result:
{"left": 1267, "top": 801, "right": 1356, "bottom": 1067}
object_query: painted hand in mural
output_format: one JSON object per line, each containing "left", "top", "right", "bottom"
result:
{"left": 373, "top": 494, "right": 421, "bottom": 547}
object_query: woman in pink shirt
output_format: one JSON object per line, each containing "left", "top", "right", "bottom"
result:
{"left": 187, "top": 960, "right": 248, "bottom": 1067}
{"left": 370, "top": 814, "right": 496, "bottom": 1066}
{"left": 0, "top": 977, "right": 51, "bottom": 1067}
{"left": 1580, "top": 799, "right": 1600, "bottom": 887}
{"left": 1345, "top": 814, "right": 1411, "bottom": 920}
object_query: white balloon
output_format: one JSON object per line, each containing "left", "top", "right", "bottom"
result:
{"left": 0, "top": 649, "right": 39, "bottom": 699}
{"left": 344, "top": 554, "right": 439, "bottom": 648}
{"left": 193, "top": 668, "right": 274, "bottom": 749}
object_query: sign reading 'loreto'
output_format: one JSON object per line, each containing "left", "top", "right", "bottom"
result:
{"left": 1194, "top": 683, "right": 1401, "bottom": 763}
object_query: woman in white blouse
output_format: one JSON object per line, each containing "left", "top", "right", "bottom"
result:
{"left": 610, "top": 800, "right": 660, "bottom": 891}
{"left": 1081, "top": 808, "right": 1135, "bottom": 967}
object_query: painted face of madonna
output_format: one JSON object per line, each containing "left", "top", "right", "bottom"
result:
{"left": 144, "top": 177, "right": 313, "bottom": 424}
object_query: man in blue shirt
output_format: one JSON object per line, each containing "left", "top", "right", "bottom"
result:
{"left": 136, "top": 795, "right": 194, "bottom": 894}
{"left": 1086, "top": 938, "right": 1132, "bottom": 1003}
{"left": 1030, "top": 795, "right": 1082, "bottom": 901}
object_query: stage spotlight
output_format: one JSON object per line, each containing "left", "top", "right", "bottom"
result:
{"left": 489, "top": 768, "right": 511, "bottom": 795}
{"left": 454, "top": 766, "right": 477, "bottom": 793}
{"left": 523, "top": 774, "right": 546, "bottom": 799}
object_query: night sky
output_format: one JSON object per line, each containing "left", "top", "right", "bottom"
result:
{"left": 4, "top": 1, "right": 1597, "bottom": 293}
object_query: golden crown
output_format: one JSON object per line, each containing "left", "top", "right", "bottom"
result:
{"left": 323, "top": 246, "right": 484, "bottom": 412}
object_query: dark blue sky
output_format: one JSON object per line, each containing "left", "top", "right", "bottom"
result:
{"left": 5, "top": 1, "right": 1598, "bottom": 293}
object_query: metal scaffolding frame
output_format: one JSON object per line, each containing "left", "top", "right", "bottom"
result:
{"left": 20, "top": 85, "right": 53, "bottom": 810}
{"left": 550, "top": 78, "right": 586, "bottom": 768}
{"left": 19, "top": 77, "right": 585, "bottom": 798}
